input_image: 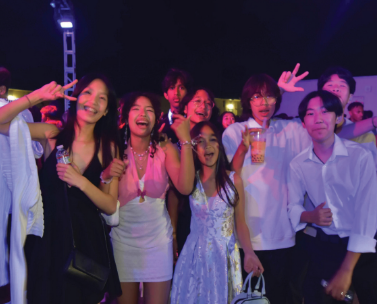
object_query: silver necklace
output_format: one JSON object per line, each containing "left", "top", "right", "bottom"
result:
{"left": 130, "top": 146, "right": 150, "bottom": 170}
{"left": 130, "top": 146, "right": 150, "bottom": 161}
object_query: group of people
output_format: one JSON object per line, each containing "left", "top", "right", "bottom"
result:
{"left": 0, "top": 64, "right": 377, "bottom": 304}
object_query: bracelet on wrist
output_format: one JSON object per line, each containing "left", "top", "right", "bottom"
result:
{"left": 178, "top": 140, "right": 192, "bottom": 146}
{"left": 100, "top": 171, "right": 113, "bottom": 184}
{"left": 25, "top": 95, "right": 32, "bottom": 108}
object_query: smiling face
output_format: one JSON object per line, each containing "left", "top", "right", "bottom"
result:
{"left": 194, "top": 125, "right": 220, "bottom": 168}
{"left": 322, "top": 74, "right": 352, "bottom": 109}
{"left": 127, "top": 96, "right": 156, "bottom": 138}
{"left": 76, "top": 79, "right": 109, "bottom": 124}
{"left": 184, "top": 89, "right": 214, "bottom": 127}
{"left": 164, "top": 78, "right": 187, "bottom": 111}
{"left": 222, "top": 113, "right": 235, "bottom": 129}
{"left": 302, "top": 96, "right": 339, "bottom": 145}
{"left": 249, "top": 92, "right": 276, "bottom": 126}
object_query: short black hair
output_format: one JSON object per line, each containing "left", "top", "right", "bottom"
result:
{"left": 240, "top": 74, "right": 282, "bottom": 119}
{"left": 161, "top": 68, "right": 193, "bottom": 93}
{"left": 347, "top": 101, "right": 364, "bottom": 111}
{"left": 317, "top": 66, "right": 356, "bottom": 94}
{"left": 0, "top": 67, "right": 11, "bottom": 92}
{"left": 298, "top": 90, "right": 343, "bottom": 123}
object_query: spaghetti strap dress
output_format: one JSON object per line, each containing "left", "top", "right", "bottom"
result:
{"left": 171, "top": 172, "right": 242, "bottom": 304}
{"left": 25, "top": 144, "right": 121, "bottom": 304}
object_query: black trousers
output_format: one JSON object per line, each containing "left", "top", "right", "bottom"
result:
{"left": 303, "top": 228, "right": 377, "bottom": 304}
{"left": 240, "top": 247, "right": 293, "bottom": 304}
{"left": 286, "top": 230, "right": 310, "bottom": 304}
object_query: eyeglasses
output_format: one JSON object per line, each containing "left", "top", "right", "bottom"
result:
{"left": 192, "top": 99, "right": 214, "bottom": 109}
{"left": 249, "top": 95, "right": 276, "bottom": 106}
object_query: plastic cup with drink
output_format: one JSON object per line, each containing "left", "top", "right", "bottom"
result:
{"left": 249, "top": 119, "right": 267, "bottom": 163}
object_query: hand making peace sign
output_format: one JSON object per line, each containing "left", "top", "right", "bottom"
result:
{"left": 278, "top": 63, "right": 309, "bottom": 93}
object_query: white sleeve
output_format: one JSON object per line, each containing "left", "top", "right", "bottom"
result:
{"left": 348, "top": 152, "right": 377, "bottom": 253}
{"left": 287, "top": 161, "right": 308, "bottom": 232}
{"left": 222, "top": 125, "right": 241, "bottom": 163}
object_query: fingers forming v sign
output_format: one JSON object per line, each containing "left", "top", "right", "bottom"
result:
{"left": 278, "top": 63, "right": 309, "bottom": 93}
{"left": 38, "top": 79, "right": 78, "bottom": 103}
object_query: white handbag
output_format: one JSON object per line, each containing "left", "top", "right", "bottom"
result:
{"left": 101, "top": 200, "right": 120, "bottom": 226}
{"left": 231, "top": 272, "right": 270, "bottom": 304}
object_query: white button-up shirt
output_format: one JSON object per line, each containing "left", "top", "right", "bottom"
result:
{"left": 287, "top": 134, "right": 377, "bottom": 253}
{"left": 223, "top": 117, "right": 312, "bottom": 250}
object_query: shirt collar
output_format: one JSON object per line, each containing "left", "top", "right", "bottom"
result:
{"left": 307, "top": 134, "right": 349, "bottom": 163}
{"left": 247, "top": 117, "right": 275, "bottom": 130}
{"left": 0, "top": 98, "right": 9, "bottom": 107}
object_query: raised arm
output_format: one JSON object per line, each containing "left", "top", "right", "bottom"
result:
{"left": 230, "top": 125, "right": 250, "bottom": 175}
{"left": 234, "top": 172, "right": 264, "bottom": 275}
{"left": 0, "top": 80, "right": 77, "bottom": 139}
{"left": 164, "top": 114, "right": 195, "bottom": 195}
{"left": 278, "top": 63, "right": 309, "bottom": 93}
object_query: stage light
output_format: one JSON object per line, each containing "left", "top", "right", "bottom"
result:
{"left": 7, "top": 95, "right": 17, "bottom": 101}
{"left": 226, "top": 103, "right": 234, "bottom": 110}
{"left": 60, "top": 21, "right": 73, "bottom": 28}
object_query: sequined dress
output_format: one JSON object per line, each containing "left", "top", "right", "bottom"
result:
{"left": 171, "top": 172, "right": 242, "bottom": 304}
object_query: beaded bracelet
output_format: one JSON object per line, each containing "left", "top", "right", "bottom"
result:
{"left": 100, "top": 171, "right": 113, "bottom": 184}
{"left": 179, "top": 140, "right": 192, "bottom": 146}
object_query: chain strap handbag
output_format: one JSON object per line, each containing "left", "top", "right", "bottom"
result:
{"left": 63, "top": 183, "right": 111, "bottom": 291}
{"left": 231, "top": 272, "right": 270, "bottom": 304}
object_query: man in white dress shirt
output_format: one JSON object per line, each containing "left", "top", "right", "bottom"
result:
{"left": 287, "top": 90, "right": 377, "bottom": 303}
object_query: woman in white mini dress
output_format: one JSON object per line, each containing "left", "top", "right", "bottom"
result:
{"left": 103, "top": 92, "right": 195, "bottom": 304}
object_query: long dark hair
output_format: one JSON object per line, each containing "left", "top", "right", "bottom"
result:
{"left": 120, "top": 92, "right": 161, "bottom": 158}
{"left": 191, "top": 121, "right": 239, "bottom": 207}
{"left": 55, "top": 73, "right": 121, "bottom": 169}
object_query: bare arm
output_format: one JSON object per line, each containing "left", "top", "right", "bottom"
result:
{"left": 325, "top": 251, "right": 361, "bottom": 301}
{"left": 231, "top": 125, "right": 250, "bottom": 175}
{"left": 167, "top": 188, "right": 179, "bottom": 263}
{"left": 165, "top": 114, "right": 195, "bottom": 195}
{"left": 0, "top": 80, "right": 76, "bottom": 139}
{"left": 164, "top": 142, "right": 194, "bottom": 195}
{"left": 234, "top": 172, "right": 264, "bottom": 274}
{"left": 337, "top": 117, "right": 377, "bottom": 139}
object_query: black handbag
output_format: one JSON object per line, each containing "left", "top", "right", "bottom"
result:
{"left": 63, "top": 183, "right": 111, "bottom": 291}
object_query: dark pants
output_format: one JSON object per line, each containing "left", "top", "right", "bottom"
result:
{"left": 240, "top": 247, "right": 293, "bottom": 304}
{"left": 304, "top": 228, "right": 377, "bottom": 304}
{"left": 286, "top": 230, "right": 310, "bottom": 304}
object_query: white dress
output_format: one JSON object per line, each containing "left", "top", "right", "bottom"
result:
{"left": 111, "top": 145, "right": 173, "bottom": 282}
{"left": 171, "top": 172, "right": 242, "bottom": 304}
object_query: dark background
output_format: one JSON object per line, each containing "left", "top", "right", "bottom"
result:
{"left": 1, "top": 0, "right": 376, "bottom": 98}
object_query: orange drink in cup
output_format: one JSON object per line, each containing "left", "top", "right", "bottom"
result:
{"left": 249, "top": 128, "right": 266, "bottom": 163}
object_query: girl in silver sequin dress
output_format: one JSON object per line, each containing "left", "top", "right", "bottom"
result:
{"left": 171, "top": 122, "right": 264, "bottom": 304}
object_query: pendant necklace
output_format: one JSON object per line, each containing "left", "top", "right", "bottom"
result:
{"left": 131, "top": 146, "right": 150, "bottom": 170}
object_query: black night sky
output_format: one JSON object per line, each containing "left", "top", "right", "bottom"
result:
{"left": 1, "top": 0, "right": 376, "bottom": 99}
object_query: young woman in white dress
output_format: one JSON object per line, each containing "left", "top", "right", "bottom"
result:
{"left": 101, "top": 92, "right": 195, "bottom": 304}
{"left": 170, "top": 121, "right": 263, "bottom": 304}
